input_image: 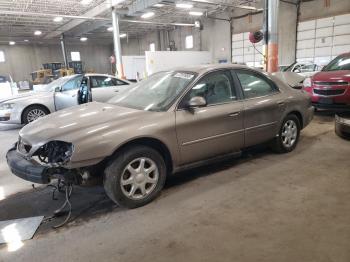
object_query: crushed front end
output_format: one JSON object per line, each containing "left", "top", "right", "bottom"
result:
{"left": 6, "top": 137, "right": 82, "bottom": 185}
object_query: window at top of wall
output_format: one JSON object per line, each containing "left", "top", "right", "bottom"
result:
{"left": 150, "top": 43, "right": 155, "bottom": 52}
{"left": 0, "top": 51, "right": 5, "bottom": 62}
{"left": 185, "top": 35, "right": 193, "bottom": 49}
{"left": 71, "top": 51, "right": 81, "bottom": 61}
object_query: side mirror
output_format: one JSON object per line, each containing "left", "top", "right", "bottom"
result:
{"left": 54, "top": 86, "right": 61, "bottom": 92}
{"left": 187, "top": 96, "right": 207, "bottom": 108}
{"left": 293, "top": 68, "right": 301, "bottom": 73}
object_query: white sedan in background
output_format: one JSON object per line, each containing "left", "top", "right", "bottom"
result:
{"left": 0, "top": 73, "right": 131, "bottom": 124}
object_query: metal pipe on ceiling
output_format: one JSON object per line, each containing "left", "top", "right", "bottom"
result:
{"left": 112, "top": 8, "right": 125, "bottom": 79}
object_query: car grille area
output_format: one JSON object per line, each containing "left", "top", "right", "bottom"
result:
{"left": 313, "top": 89, "right": 345, "bottom": 96}
{"left": 17, "top": 137, "right": 32, "bottom": 154}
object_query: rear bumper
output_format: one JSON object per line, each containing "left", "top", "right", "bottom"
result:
{"left": 335, "top": 114, "right": 350, "bottom": 139}
{"left": 303, "top": 106, "right": 314, "bottom": 128}
{"left": 6, "top": 146, "right": 50, "bottom": 184}
{"left": 312, "top": 102, "right": 350, "bottom": 111}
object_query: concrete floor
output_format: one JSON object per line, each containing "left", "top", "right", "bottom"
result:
{"left": 0, "top": 114, "right": 349, "bottom": 262}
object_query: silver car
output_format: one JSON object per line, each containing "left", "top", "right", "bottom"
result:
{"left": 0, "top": 73, "right": 131, "bottom": 124}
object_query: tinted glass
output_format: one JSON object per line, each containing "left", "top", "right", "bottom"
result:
{"left": 185, "top": 71, "right": 235, "bottom": 105}
{"left": 236, "top": 70, "right": 277, "bottom": 99}
{"left": 323, "top": 55, "right": 350, "bottom": 71}
{"left": 62, "top": 76, "right": 83, "bottom": 91}
{"left": 108, "top": 71, "right": 195, "bottom": 111}
{"left": 91, "top": 76, "right": 116, "bottom": 88}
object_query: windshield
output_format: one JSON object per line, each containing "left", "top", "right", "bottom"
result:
{"left": 282, "top": 62, "right": 297, "bottom": 72}
{"left": 323, "top": 55, "right": 350, "bottom": 71}
{"left": 41, "top": 75, "right": 79, "bottom": 91}
{"left": 108, "top": 71, "right": 196, "bottom": 111}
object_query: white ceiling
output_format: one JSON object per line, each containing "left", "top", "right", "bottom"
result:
{"left": 0, "top": 0, "right": 261, "bottom": 43}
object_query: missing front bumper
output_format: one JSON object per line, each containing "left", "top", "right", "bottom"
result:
{"left": 6, "top": 147, "right": 81, "bottom": 184}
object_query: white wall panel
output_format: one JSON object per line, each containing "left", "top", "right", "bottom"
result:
{"left": 298, "top": 20, "right": 316, "bottom": 31}
{"left": 232, "top": 34, "right": 243, "bottom": 41}
{"left": 231, "top": 32, "right": 263, "bottom": 66}
{"left": 315, "top": 37, "right": 333, "bottom": 47}
{"left": 315, "top": 27, "right": 333, "bottom": 38}
{"left": 297, "top": 13, "right": 350, "bottom": 66}
{"left": 232, "top": 41, "right": 244, "bottom": 49}
{"left": 297, "top": 30, "right": 315, "bottom": 40}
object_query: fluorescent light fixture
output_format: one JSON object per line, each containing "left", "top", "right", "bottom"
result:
{"left": 80, "top": 37, "right": 88, "bottom": 42}
{"left": 34, "top": 30, "right": 42, "bottom": 36}
{"left": 120, "top": 33, "right": 127, "bottom": 38}
{"left": 141, "top": 12, "right": 155, "bottom": 19}
{"left": 80, "top": 0, "right": 92, "bottom": 5}
{"left": 24, "top": 39, "right": 29, "bottom": 42}
{"left": 189, "top": 11, "right": 203, "bottom": 16}
{"left": 237, "top": 5, "right": 262, "bottom": 11}
{"left": 107, "top": 26, "right": 113, "bottom": 32}
{"left": 53, "top": 16, "right": 63, "bottom": 22}
{"left": 9, "top": 41, "right": 15, "bottom": 45}
{"left": 154, "top": 3, "right": 164, "bottom": 7}
{"left": 176, "top": 3, "right": 193, "bottom": 9}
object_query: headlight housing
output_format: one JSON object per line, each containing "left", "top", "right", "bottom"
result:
{"left": 34, "top": 141, "right": 74, "bottom": 166}
{"left": 303, "top": 77, "right": 312, "bottom": 88}
{"left": 0, "top": 103, "right": 14, "bottom": 110}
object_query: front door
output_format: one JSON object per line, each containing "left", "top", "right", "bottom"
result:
{"left": 233, "top": 69, "right": 286, "bottom": 147}
{"left": 54, "top": 75, "right": 83, "bottom": 110}
{"left": 175, "top": 70, "right": 244, "bottom": 165}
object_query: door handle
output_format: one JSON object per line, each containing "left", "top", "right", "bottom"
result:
{"left": 277, "top": 101, "right": 285, "bottom": 106}
{"left": 228, "top": 112, "right": 240, "bottom": 117}
{"left": 114, "top": 90, "right": 119, "bottom": 92}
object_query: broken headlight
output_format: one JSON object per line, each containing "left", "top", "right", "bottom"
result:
{"left": 34, "top": 141, "right": 74, "bottom": 165}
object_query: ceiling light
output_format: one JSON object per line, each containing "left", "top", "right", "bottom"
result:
{"left": 120, "top": 33, "right": 127, "bottom": 38}
{"left": 153, "top": 3, "right": 164, "bottom": 7}
{"left": 9, "top": 41, "right": 15, "bottom": 46}
{"left": 53, "top": 16, "right": 63, "bottom": 22}
{"left": 189, "top": 11, "right": 203, "bottom": 16}
{"left": 176, "top": 3, "right": 193, "bottom": 9}
{"left": 141, "top": 12, "right": 155, "bottom": 19}
{"left": 107, "top": 26, "right": 113, "bottom": 32}
{"left": 80, "top": 37, "right": 88, "bottom": 42}
{"left": 24, "top": 39, "right": 29, "bottom": 42}
{"left": 80, "top": 0, "right": 92, "bottom": 5}
{"left": 34, "top": 30, "right": 42, "bottom": 36}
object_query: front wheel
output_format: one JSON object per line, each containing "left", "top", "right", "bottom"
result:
{"left": 104, "top": 145, "right": 167, "bottom": 209}
{"left": 271, "top": 114, "right": 300, "bottom": 153}
{"left": 22, "top": 105, "right": 49, "bottom": 124}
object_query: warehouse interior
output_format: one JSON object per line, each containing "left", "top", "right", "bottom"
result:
{"left": 0, "top": 0, "right": 350, "bottom": 261}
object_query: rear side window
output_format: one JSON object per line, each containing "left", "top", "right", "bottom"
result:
{"left": 235, "top": 70, "right": 278, "bottom": 99}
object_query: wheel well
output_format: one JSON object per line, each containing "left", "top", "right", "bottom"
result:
{"left": 108, "top": 138, "right": 173, "bottom": 175}
{"left": 21, "top": 104, "right": 51, "bottom": 124}
{"left": 288, "top": 111, "right": 303, "bottom": 128}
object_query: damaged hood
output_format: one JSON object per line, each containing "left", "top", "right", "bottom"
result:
{"left": 19, "top": 102, "right": 151, "bottom": 145}
{"left": 272, "top": 72, "right": 306, "bottom": 88}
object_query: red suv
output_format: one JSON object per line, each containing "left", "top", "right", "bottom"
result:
{"left": 303, "top": 52, "right": 350, "bottom": 110}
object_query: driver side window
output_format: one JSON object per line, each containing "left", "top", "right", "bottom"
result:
{"left": 62, "top": 76, "right": 83, "bottom": 91}
{"left": 185, "top": 71, "right": 236, "bottom": 106}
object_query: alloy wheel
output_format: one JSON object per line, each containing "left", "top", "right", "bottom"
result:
{"left": 120, "top": 157, "right": 159, "bottom": 200}
{"left": 27, "top": 108, "right": 46, "bottom": 122}
{"left": 281, "top": 119, "right": 297, "bottom": 148}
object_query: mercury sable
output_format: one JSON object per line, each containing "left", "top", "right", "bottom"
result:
{"left": 7, "top": 65, "right": 314, "bottom": 208}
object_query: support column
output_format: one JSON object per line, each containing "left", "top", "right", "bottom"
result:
{"left": 112, "top": 7, "right": 125, "bottom": 79}
{"left": 267, "top": 0, "right": 279, "bottom": 73}
{"left": 60, "top": 34, "right": 68, "bottom": 68}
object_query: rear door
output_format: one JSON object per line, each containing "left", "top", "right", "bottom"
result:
{"left": 175, "top": 70, "right": 244, "bottom": 164}
{"left": 232, "top": 69, "right": 286, "bottom": 147}
{"left": 90, "top": 76, "right": 129, "bottom": 102}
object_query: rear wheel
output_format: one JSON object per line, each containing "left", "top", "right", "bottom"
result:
{"left": 104, "top": 145, "right": 166, "bottom": 209}
{"left": 22, "top": 105, "right": 49, "bottom": 124}
{"left": 271, "top": 114, "right": 300, "bottom": 153}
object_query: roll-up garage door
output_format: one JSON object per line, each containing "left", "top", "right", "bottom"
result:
{"left": 297, "top": 13, "right": 350, "bottom": 66}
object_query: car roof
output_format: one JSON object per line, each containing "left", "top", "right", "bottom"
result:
{"left": 171, "top": 64, "right": 259, "bottom": 75}
{"left": 84, "top": 73, "right": 131, "bottom": 83}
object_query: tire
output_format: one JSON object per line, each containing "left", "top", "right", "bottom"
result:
{"left": 270, "top": 114, "right": 301, "bottom": 153}
{"left": 104, "top": 145, "right": 167, "bottom": 209}
{"left": 22, "top": 105, "right": 49, "bottom": 124}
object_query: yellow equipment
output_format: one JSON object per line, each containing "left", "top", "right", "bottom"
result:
{"left": 30, "top": 69, "right": 53, "bottom": 85}
{"left": 53, "top": 68, "right": 75, "bottom": 78}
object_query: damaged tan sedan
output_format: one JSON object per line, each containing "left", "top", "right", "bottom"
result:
{"left": 7, "top": 65, "right": 314, "bottom": 208}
